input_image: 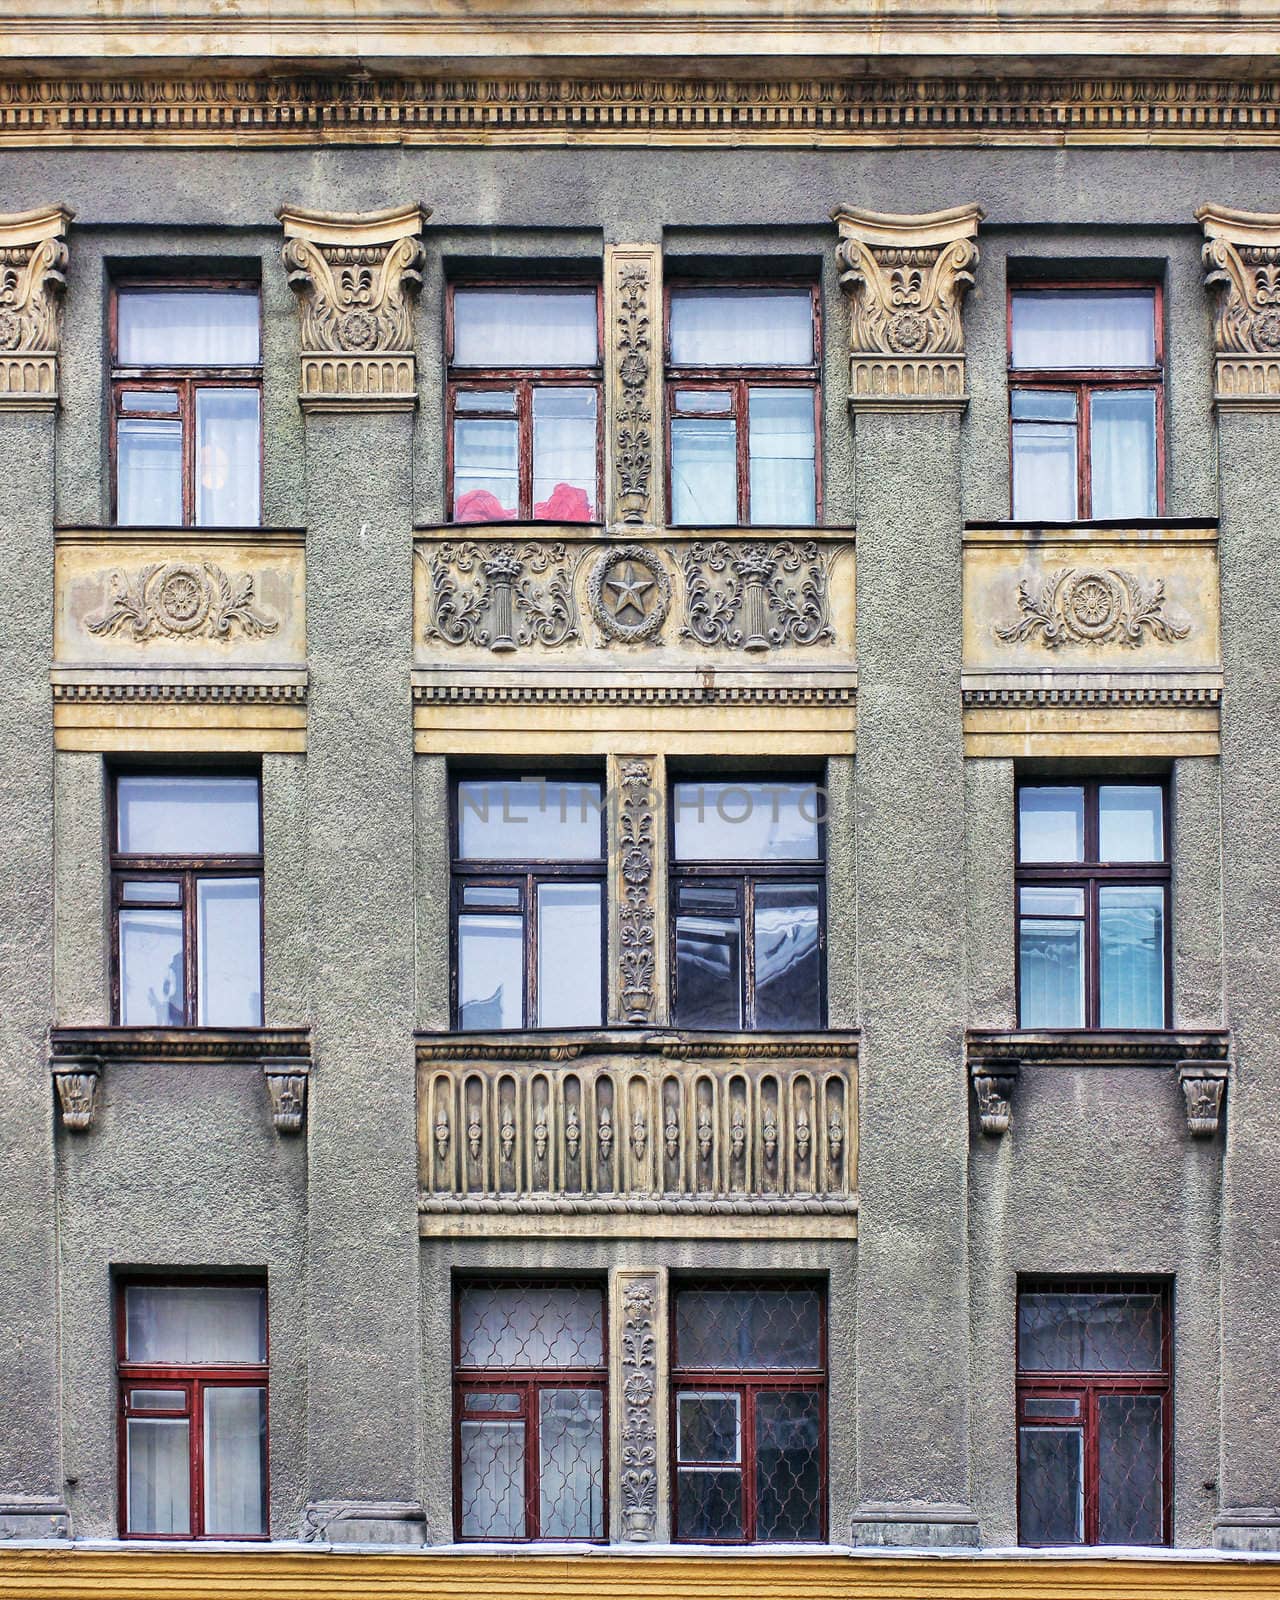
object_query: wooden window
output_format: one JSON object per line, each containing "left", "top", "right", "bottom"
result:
{"left": 670, "top": 779, "right": 825, "bottom": 1031}
{"left": 453, "top": 1279, "right": 607, "bottom": 1541}
{"left": 446, "top": 284, "right": 603, "bottom": 523}
{"left": 1017, "top": 1279, "right": 1172, "bottom": 1546}
{"left": 110, "top": 281, "right": 262, "bottom": 527}
{"left": 117, "top": 1280, "right": 268, "bottom": 1539}
{"left": 665, "top": 284, "right": 821, "bottom": 527}
{"left": 111, "top": 773, "right": 263, "bottom": 1027}
{"left": 1016, "top": 781, "right": 1169, "bottom": 1030}
{"left": 451, "top": 775, "right": 605, "bottom": 1030}
{"left": 1008, "top": 284, "right": 1164, "bottom": 521}
{"left": 671, "top": 1282, "right": 825, "bottom": 1543}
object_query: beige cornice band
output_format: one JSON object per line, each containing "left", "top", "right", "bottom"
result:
{"left": 1198, "top": 202, "right": 1280, "bottom": 407}
{"left": 0, "top": 203, "right": 73, "bottom": 409}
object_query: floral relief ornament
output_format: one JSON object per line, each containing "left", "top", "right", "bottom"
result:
{"left": 833, "top": 204, "right": 983, "bottom": 361}
{"left": 613, "top": 258, "right": 655, "bottom": 524}
{"left": 278, "top": 205, "right": 427, "bottom": 356}
{"left": 85, "top": 561, "right": 279, "bottom": 642}
{"left": 422, "top": 541, "right": 580, "bottom": 651}
{"left": 995, "top": 566, "right": 1191, "bottom": 650}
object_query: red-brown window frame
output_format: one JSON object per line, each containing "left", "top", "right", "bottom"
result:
{"left": 664, "top": 280, "right": 823, "bottom": 528}
{"left": 1016, "top": 1277, "right": 1173, "bottom": 1548}
{"left": 445, "top": 281, "right": 605, "bottom": 524}
{"left": 116, "top": 1277, "right": 270, "bottom": 1541}
{"left": 669, "top": 1279, "right": 828, "bottom": 1544}
{"left": 451, "top": 1277, "right": 609, "bottom": 1543}
{"left": 1007, "top": 280, "right": 1165, "bottom": 521}
{"left": 109, "top": 276, "right": 264, "bottom": 528}
{"left": 1014, "top": 777, "right": 1171, "bottom": 1031}
{"left": 109, "top": 769, "right": 265, "bottom": 1028}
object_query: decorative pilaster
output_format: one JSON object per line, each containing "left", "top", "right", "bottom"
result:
{"left": 970, "top": 1059, "right": 1020, "bottom": 1137}
{"left": 1198, "top": 204, "right": 1280, "bottom": 407}
{"left": 604, "top": 245, "right": 662, "bottom": 527}
{"left": 278, "top": 202, "right": 429, "bottom": 412}
{"left": 607, "top": 754, "right": 666, "bottom": 1026}
{"left": 1179, "top": 1060, "right": 1228, "bottom": 1138}
{"left": 609, "top": 1267, "right": 668, "bottom": 1543}
{"left": 0, "top": 205, "right": 72, "bottom": 409}
{"left": 51, "top": 1055, "right": 100, "bottom": 1131}
{"left": 831, "top": 203, "right": 983, "bottom": 410}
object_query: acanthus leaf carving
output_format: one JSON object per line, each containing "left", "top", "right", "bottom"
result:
{"left": 85, "top": 560, "right": 280, "bottom": 643}
{"left": 422, "top": 540, "right": 579, "bottom": 652}
{"left": 617, "top": 1274, "right": 660, "bottom": 1541}
{"left": 616, "top": 759, "right": 657, "bottom": 1025}
{"left": 995, "top": 567, "right": 1191, "bottom": 650}
{"left": 680, "top": 540, "right": 833, "bottom": 651}
{"left": 0, "top": 205, "right": 73, "bottom": 406}
{"left": 611, "top": 255, "right": 656, "bottom": 525}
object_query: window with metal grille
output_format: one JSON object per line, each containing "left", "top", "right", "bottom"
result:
{"left": 665, "top": 283, "right": 821, "bottom": 527}
{"left": 671, "top": 1282, "right": 825, "bottom": 1542}
{"left": 451, "top": 774, "right": 606, "bottom": 1030}
{"left": 1008, "top": 284, "right": 1164, "bottom": 521}
{"left": 670, "top": 779, "right": 825, "bottom": 1031}
{"left": 117, "top": 1280, "right": 268, "bottom": 1539}
{"left": 446, "top": 284, "right": 603, "bottom": 524}
{"left": 453, "top": 1279, "right": 607, "bottom": 1541}
{"left": 111, "top": 281, "right": 262, "bottom": 528}
{"left": 1015, "top": 780, "right": 1169, "bottom": 1030}
{"left": 1017, "top": 1279, "right": 1172, "bottom": 1547}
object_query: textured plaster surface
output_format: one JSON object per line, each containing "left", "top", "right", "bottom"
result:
{"left": 52, "top": 750, "right": 108, "bottom": 1026}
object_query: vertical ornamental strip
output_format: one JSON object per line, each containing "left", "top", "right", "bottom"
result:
{"left": 609, "top": 1267, "right": 669, "bottom": 1542}
{"left": 607, "top": 753, "right": 667, "bottom": 1026}
{"left": 604, "top": 244, "right": 662, "bottom": 527}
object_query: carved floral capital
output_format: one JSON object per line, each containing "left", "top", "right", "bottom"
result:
{"left": 279, "top": 202, "right": 429, "bottom": 411}
{"left": 1199, "top": 204, "right": 1280, "bottom": 406}
{"left": 832, "top": 203, "right": 982, "bottom": 409}
{"left": 0, "top": 204, "right": 73, "bottom": 409}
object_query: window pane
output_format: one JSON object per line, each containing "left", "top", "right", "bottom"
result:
{"left": 118, "top": 418, "right": 182, "bottom": 526}
{"left": 1010, "top": 290, "right": 1156, "bottom": 370}
{"left": 1018, "top": 916, "right": 1085, "bottom": 1029}
{"left": 673, "top": 782, "right": 821, "bottom": 862}
{"left": 675, "top": 389, "right": 732, "bottom": 414}
{"left": 118, "top": 291, "right": 261, "bottom": 367}
{"left": 453, "top": 289, "right": 598, "bottom": 368}
{"left": 1099, "top": 886, "right": 1165, "bottom": 1029}
{"left": 677, "top": 1392, "right": 741, "bottom": 1463}
{"left": 754, "top": 882, "right": 820, "bottom": 1030}
{"left": 196, "top": 877, "right": 262, "bottom": 1027}
{"left": 532, "top": 387, "right": 597, "bottom": 521}
{"left": 1098, "top": 1394, "right": 1165, "bottom": 1545}
{"left": 465, "top": 1391, "right": 522, "bottom": 1413}
{"left": 125, "top": 1284, "right": 266, "bottom": 1363}
{"left": 1019, "top": 787, "right": 1085, "bottom": 863}
{"left": 453, "top": 417, "right": 518, "bottom": 522}
{"left": 129, "top": 1389, "right": 187, "bottom": 1410}
{"left": 460, "top": 1420, "right": 526, "bottom": 1538}
{"left": 674, "top": 1286, "right": 822, "bottom": 1371}
{"left": 1099, "top": 786, "right": 1164, "bottom": 862}
{"left": 1012, "top": 421, "right": 1078, "bottom": 520}
{"left": 1018, "top": 1425, "right": 1083, "bottom": 1544}
{"left": 462, "top": 885, "right": 521, "bottom": 909}
{"left": 677, "top": 1467, "right": 743, "bottom": 1540}
{"left": 754, "top": 1390, "right": 822, "bottom": 1541}
{"left": 1089, "top": 390, "right": 1157, "bottom": 519}
{"left": 454, "top": 389, "right": 517, "bottom": 413}
{"left": 121, "top": 879, "right": 182, "bottom": 905}
{"left": 1012, "top": 390, "right": 1078, "bottom": 423}
{"left": 748, "top": 388, "right": 815, "bottom": 526}
{"left": 458, "top": 778, "right": 603, "bottom": 862}
{"left": 120, "top": 907, "right": 184, "bottom": 1026}
{"left": 671, "top": 416, "right": 737, "bottom": 525}
{"left": 121, "top": 388, "right": 180, "bottom": 413}
{"left": 196, "top": 389, "right": 260, "bottom": 527}
{"left": 536, "top": 883, "right": 602, "bottom": 1028}
{"left": 1019, "top": 1291, "right": 1164, "bottom": 1373}
{"left": 1024, "top": 1397, "right": 1081, "bottom": 1420}
{"left": 117, "top": 775, "right": 260, "bottom": 856}
{"left": 538, "top": 1388, "right": 604, "bottom": 1539}
{"left": 203, "top": 1386, "right": 267, "bottom": 1537}
{"left": 674, "top": 886, "right": 742, "bottom": 1031}
{"left": 127, "top": 1417, "right": 190, "bottom": 1535}
{"left": 457, "top": 1283, "right": 605, "bottom": 1368}
{"left": 670, "top": 289, "right": 814, "bottom": 366}
{"left": 1020, "top": 886, "right": 1085, "bottom": 919}
{"left": 458, "top": 913, "right": 524, "bottom": 1031}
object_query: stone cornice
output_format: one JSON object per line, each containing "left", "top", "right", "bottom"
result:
{"left": 416, "top": 1028, "right": 859, "bottom": 1063}
{"left": 50, "top": 1025, "right": 312, "bottom": 1064}
{"left": 966, "top": 1028, "right": 1230, "bottom": 1067}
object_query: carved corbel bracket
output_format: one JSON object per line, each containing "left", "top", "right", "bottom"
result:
{"left": 1178, "top": 1059, "right": 1228, "bottom": 1138}
{"left": 970, "top": 1059, "right": 1020, "bottom": 1137}
{"left": 1198, "top": 205, "right": 1280, "bottom": 407}
{"left": 51, "top": 1054, "right": 101, "bottom": 1131}
{"left": 278, "top": 202, "right": 429, "bottom": 412}
{"left": 264, "top": 1058, "right": 309, "bottom": 1134}
{"left": 0, "top": 204, "right": 73, "bottom": 409}
{"left": 832, "top": 203, "right": 982, "bottom": 411}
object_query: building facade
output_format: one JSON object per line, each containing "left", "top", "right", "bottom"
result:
{"left": 1, "top": 6, "right": 1280, "bottom": 1596}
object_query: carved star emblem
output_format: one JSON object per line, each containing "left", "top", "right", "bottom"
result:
{"left": 605, "top": 561, "right": 656, "bottom": 622}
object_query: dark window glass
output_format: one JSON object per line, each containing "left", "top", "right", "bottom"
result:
{"left": 1017, "top": 1280, "right": 1170, "bottom": 1548}
{"left": 1016, "top": 780, "right": 1168, "bottom": 1030}
{"left": 672, "top": 1282, "right": 825, "bottom": 1543}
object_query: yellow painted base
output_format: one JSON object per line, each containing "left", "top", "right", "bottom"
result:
{"left": 53, "top": 703, "right": 307, "bottom": 753}
{"left": 1, "top": 1548, "right": 1277, "bottom": 1600}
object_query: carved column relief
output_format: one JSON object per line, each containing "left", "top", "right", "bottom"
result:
{"left": 604, "top": 245, "right": 662, "bottom": 527}
{"left": 0, "top": 204, "right": 72, "bottom": 408}
{"left": 607, "top": 753, "right": 667, "bottom": 1027}
{"left": 609, "top": 1267, "right": 668, "bottom": 1543}
{"left": 1198, "top": 204, "right": 1280, "bottom": 406}
{"left": 831, "top": 203, "right": 983, "bottom": 409}
{"left": 279, "top": 202, "right": 429, "bottom": 410}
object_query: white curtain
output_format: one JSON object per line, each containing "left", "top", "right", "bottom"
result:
{"left": 670, "top": 289, "right": 813, "bottom": 366}
{"left": 453, "top": 289, "right": 598, "bottom": 368}
{"left": 747, "top": 388, "right": 815, "bottom": 525}
{"left": 1089, "top": 390, "right": 1157, "bottom": 518}
{"left": 197, "top": 878, "right": 262, "bottom": 1027}
{"left": 203, "top": 1387, "right": 266, "bottom": 1536}
{"left": 196, "top": 389, "right": 260, "bottom": 526}
{"left": 118, "top": 291, "right": 260, "bottom": 367}
{"left": 125, "top": 1285, "right": 265, "bottom": 1364}
{"left": 1011, "top": 290, "right": 1154, "bottom": 370}
{"left": 127, "top": 1417, "right": 190, "bottom": 1534}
